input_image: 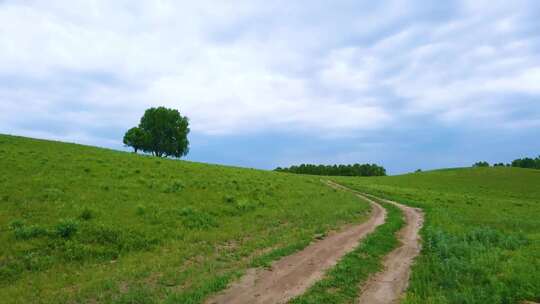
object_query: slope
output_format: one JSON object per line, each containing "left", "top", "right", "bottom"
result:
{"left": 0, "top": 134, "right": 371, "bottom": 303}
{"left": 335, "top": 167, "right": 540, "bottom": 303}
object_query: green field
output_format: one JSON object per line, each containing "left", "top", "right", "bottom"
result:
{"left": 335, "top": 168, "right": 540, "bottom": 303}
{"left": 1, "top": 134, "right": 539, "bottom": 304}
{"left": 0, "top": 134, "right": 370, "bottom": 303}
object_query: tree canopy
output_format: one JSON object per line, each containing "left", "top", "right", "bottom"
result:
{"left": 122, "top": 127, "right": 146, "bottom": 153}
{"left": 472, "top": 156, "right": 540, "bottom": 170}
{"left": 511, "top": 156, "right": 540, "bottom": 169}
{"left": 275, "top": 163, "right": 386, "bottom": 177}
{"left": 473, "top": 161, "right": 490, "bottom": 167}
{"left": 123, "top": 107, "right": 190, "bottom": 158}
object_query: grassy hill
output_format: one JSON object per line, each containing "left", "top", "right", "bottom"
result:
{"left": 335, "top": 167, "right": 540, "bottom": 303}
{"left": 0, "top": 134, "right": 370, "bottom": 303}
{"left": 2, "top": 134, "right": 538, "bottom": 304}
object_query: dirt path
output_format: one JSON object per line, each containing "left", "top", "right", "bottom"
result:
{"left": 356, "top": 196, "right": 424, "bottom": 304}
{"left": 206, "top": 182, "right": 386, "bottom": 304}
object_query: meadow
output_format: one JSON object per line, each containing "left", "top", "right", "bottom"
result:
{"left": 0, "top": 134, "right": 371, "bottom": 303}
{"left": 2, "top": 133, "right": 539, "bottom": 304}
{"left": 335, "top": 168, "right": 540, "bottom": 303}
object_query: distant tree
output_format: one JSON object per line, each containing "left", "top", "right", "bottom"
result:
{"left": 473, "top": 161, "right": 490, "bottom": 167}
{"left": 512, "top": 157, "right": 536, "bottom": 169}
{"left": 415, "top": 169, "right": 422, "bottom": 173}
{"left": 511, "top": 155, "right": 540, "bottom": 169}
{"left": 124, "top": 107, "right": 190, "bottom": 158}
{"left": 123, "top": 127, "right": 147, "bottom": 153}
{"left": 274, "top": 163, "right": 386, "bottom": 177}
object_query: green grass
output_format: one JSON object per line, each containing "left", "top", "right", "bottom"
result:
{"left": 0, "top": 134, "right": 371, "bottom": 303}
{"left": 290, "top": 198, "right": 404, "bottom": 304}
{"left": 3, "top": 134, "right": 538, "bottom": 303}
{"left": 335, "top": 167, "right": 540, "bottom": 303}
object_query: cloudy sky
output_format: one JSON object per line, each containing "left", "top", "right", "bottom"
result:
{"left": 1, "top": 1, "right": 539, "bottom": 174}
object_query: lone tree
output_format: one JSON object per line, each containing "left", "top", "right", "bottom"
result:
{"left": 124, "top": 107, "right": 190, "bottom": 158}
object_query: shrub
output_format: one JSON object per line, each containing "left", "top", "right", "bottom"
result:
{"left": 9, "top": 219, "right": 24, "bottom": 230}
{"left": 54, "top": 219, "right": 79, "bottom": 238}
{"left": 136, "top": 204, "right": 146, "bottom": 216}
{"left": 84, "top": 225, "right": 123, "bottom": 246}
{"left": 178, "top": 208, "right": 218, "bottom": 229}
{"left": 135, "top": 204, "right": 162, "bottom": 224}
{"left": 164, "top": 180, "right": 184, "bottom": 193}
{"left": 223, "top": 195, "right": 236, "bottom": 204}
{"left": 79, "top": 208, "right": 95, "bottom": 221}
{"left": 9, "top": 220, "right": 48, "bottom": 240}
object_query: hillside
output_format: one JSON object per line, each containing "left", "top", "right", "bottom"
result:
{"left": 335, "top": 167, "right": 540, "bottom": 303}
{"left": 2, "top": 134, "right": 539, "bottom": 304}
{"left": 0, "top": 134, "right": 370, "bottom": 303}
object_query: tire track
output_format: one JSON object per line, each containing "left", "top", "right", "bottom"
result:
{"left": 356, "top": 194, "right": 424, "bottom": 304}
{"left": 206, "top": 181, "right": 386, "bottom": 304}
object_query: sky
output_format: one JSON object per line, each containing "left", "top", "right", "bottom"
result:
{"left": 1, "top": 1, "right": 539, "bottom": 174}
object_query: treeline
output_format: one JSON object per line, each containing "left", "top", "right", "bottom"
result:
{"left": 473, "top": 155, "right": 540, "bottom": 169}
{"left": 275, "top": 163, "right": 386, "bottom": 177}
{"left": 511, "top": 156, "right": 540, "bottom": 169}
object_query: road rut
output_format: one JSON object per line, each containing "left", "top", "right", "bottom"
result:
{"left": 356, "top": 196, "right": 424, "bottom": 304}
{"left": 206, "top": 182, "right": 386, "bottom": 304}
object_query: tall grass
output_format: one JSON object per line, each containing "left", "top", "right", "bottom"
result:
{"left": 336, "top": 167, "right": 540, "bottom": 303}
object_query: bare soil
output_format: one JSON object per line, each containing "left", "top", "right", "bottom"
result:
{"left": 205, "top": 182, "right": 386, "bottom": 304}
{"left": 357, "top": 197, "right": 424, "bottom": 304}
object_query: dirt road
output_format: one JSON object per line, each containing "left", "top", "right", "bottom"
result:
{"left": 356, "top": 196, "right": 424, "bottom": 304}
{"left": 206, "top": 183, "right": 386, "bottom": 304}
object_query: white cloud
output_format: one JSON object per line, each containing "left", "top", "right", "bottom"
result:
{"left": 0, "top": 0, "right": 539, "bottom": 144}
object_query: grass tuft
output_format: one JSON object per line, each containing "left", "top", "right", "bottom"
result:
{"left": 54, "top": 219, "right": 79, "bottom": 238}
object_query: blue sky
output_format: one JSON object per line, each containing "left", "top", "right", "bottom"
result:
{"left": 1, "top": 1, "right": 539, "bottom": 174}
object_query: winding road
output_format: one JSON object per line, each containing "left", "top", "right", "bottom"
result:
{"left": 205, "top": 181, "right": 424, "bottom": 304}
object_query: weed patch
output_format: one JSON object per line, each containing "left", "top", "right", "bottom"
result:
{"left": 9, "top": 220, "right": 48, "bottom": 240}
{"left": 79, "top": 207, "right": 95, "bottom": 221}
{"left": 178, "top": 208, "right": 218, "bottom": 230}
{"left": 164, "top": 180, "right": 185, "bottom": 193}
{"left": 54, "top": 219, "right": 79, "bottom": 238}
